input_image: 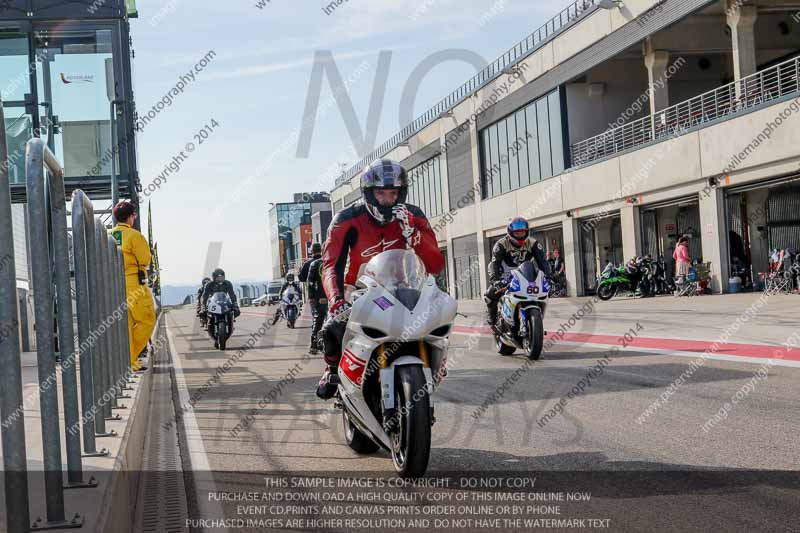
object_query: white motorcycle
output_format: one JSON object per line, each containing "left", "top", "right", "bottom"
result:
{"left": 272, "top": 286, "right": 302, "bottom": 328}
{"left": 281, "top": 286, "right": 301, "bottom": 329}
{"left": 207, "top": 291, "right": 235, "bottom": 351}
{"left": 490, "top": 260, "right": 550, "bottom": 360}
{"left": 334, "top": 249, "right": 456, "bottom": 478}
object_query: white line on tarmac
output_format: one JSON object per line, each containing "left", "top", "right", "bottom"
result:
{"left": 166, "top": 323, "right": 230, "bottom": 532}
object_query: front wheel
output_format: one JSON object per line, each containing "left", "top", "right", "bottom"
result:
{"left": 343, "top": 410, "right": 379, "bottom": 454}
{"left": 391, "top": 366, "right": 431, "bottom": 479}
{"left": 597, "top": 283, "right": 616, "bottom": 301}
{"left": 495, "top": 333, "right": 516, "bottom": 356}
{"left": 523, "top": 308, "right": 544, "bottom": 360}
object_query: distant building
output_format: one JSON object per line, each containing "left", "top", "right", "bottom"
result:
{"left": 269, "top": 192, "right": 332, "bottom": 279}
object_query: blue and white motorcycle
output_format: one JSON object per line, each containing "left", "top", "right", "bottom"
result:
{"left": 491, "top": 260, "right": 550, "bottom": 360}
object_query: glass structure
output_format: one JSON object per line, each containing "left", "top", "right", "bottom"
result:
{"left": 479, "top": 88, "right": 566, "bottom": 199}
{"left": 1, "top": 1, "right": 140, "bottom": 207}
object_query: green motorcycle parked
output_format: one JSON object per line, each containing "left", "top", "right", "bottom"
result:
{"left": 597, "top": 258, "right": 652, "bottom": 301}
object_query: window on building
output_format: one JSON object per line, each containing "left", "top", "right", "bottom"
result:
{"left": 35, "top": 29, "right": 117, "bottom": 180}
{"left": 407, "top": 155, "right": 444, "bottom": 218}
{"left": 479, "top": 88, "right": 566, "bottom": 199}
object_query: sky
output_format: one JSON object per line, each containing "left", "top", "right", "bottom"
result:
{"left": 131, "top": 0, "right": 568, "bottom": 286}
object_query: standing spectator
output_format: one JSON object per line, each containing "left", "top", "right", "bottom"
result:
{"left": 673, "top": 236, "right": 691, "bottom": 280}
{"left": 110, "top": 201, "right": 156, "bottom": 372}
{"left": 552, "top": 249, "right": 565, "bottom": 275}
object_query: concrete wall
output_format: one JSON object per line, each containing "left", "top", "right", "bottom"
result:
{"left": 565, "top": 59, "right": 650, "bottom": 143}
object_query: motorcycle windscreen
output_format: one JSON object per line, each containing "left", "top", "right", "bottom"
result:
{"left": 210, "top": 292, "right": 232, "bottom": 312}
{"left": 517, "top": 261, "right": 538, "bottom": 282}
{"left": 284, "top": 287, "right": 299, "bottom": 302}
{"left": 363, "top": 249, "right": 426, "bottom": 310}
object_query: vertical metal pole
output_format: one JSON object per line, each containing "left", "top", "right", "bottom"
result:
{"left": 70, "top": 191, "right": 109, "bottom": 455}
{"left": 88, "top": 219, "right": 113, "bottom": 437}
{"left": 93, "top": 220, "right": 115, "bottom": 423}
{"left": 103, "top": 233, "right": 124, "bottom": 413}
{"left": 25, "top": 138, "right": 67, "bottom": 524}
{"left": 110, "top": 101, "right": 118, "bottom": 207}
{"left": 45, "top": 152, "right": 91, "bottom": 487}
{"left": 0, "top": 96, "right": 31, "bottom": 533}
{"left": 107, "top": 235, "right": 127, "bottom": 406}
{"left": 101, "top": 236, "right": 118, "bottom": 406}
{"left": 100, "top": 226, "right": 122, "bottom": 417}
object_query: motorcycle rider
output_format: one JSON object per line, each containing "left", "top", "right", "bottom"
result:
{"left": 485, "top": 217, "right": 550, "bottom": 327}
{"left": 299, "top": 243, "right": 327, "bottom": 354}
{"left": 272, "top": 272, "right": 302, "bottom": 324}
{"left": 316, "top": 159, "right": 444, "bottom": 400}
{"left": 196, "top": 276, "right": 211, "bottom": 319}
{"left": 200, "top": 268, "right": 240, "bottom": 338}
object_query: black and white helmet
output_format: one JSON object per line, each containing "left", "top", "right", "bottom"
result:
{"left": 360, "top": 159, "right": 408, "bottom": 225}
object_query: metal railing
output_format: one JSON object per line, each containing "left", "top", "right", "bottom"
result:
{"left": 0, "top": 127, "right": 143, "bottom": 531}
{"left": 0, "top": 98, "right": 30, "bottom": 533}
{"left": 571, "top": 54, "right": 800, "bottom": 166}
{"left": 334, "top": 0, "right": 603, "bottom": 187}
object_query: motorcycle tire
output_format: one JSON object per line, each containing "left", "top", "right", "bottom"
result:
{"left": 288, "top": 319, "right": 295, "bottom": 329}
{"left": 494, "top": 332, "right": 516, "bottom": 356}
{"left": 523, "top": 308, "right": 544, "bottom": 360}
{"left": 597, "top": 283, "right": 616, "bottom": 301}
{"left": 218, "top": 333, "right": 226, "bottom": 351}
{"left": 343, "top": 410, "right": 379, "bottom": 454}
{"left": 391, "top": 365, "right": 431, "bottom": 479}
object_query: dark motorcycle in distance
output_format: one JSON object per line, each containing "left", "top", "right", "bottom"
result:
{"left": 207, "top": 291, "right": 235, "bottom": 350}
{"left": 653, "top": 256, "right": 675, "bottom": 295}
{"left": 548, "top": 272, "right": 567, "bottom": 298}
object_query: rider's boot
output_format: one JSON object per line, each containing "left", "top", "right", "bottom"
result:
{"left": 316, "top": 365, "right": 340, "bottom": 400}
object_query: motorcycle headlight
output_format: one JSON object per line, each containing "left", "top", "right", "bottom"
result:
{"left": 508, "top": 275, "right": 520, "bottom": 293}
{"left": 542, "top": 277, "right": 551, "bottom": 293}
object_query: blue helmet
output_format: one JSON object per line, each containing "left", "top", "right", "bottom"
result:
{"left": 361, "top": 159, "right": 408, "bottom": 225}
{"left": 507, "top": 217, "right": 529, "bottom": 247}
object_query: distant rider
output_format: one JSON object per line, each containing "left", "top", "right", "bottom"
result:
{"left": 485, "top": 217, "right": 550, "bottom": 327}
{"left": 272, "top": 273, "right": 302, "bottom": 324}
{"left": 200, "top": 268, "right": 240, "bottom": 336}
{"left": 299, "top": 243, "right": 327, "bottom": 354}
{"left": 196, "top": 276, "right": 211, "bottom": 318}
{"left": 316, "top": 159, "right": 444, "bottom": 399}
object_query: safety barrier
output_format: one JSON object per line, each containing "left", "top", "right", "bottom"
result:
{"left": 1, "top": 98, "right": 148, "bottom": 531}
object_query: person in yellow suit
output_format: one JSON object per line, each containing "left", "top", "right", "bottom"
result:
{"left": 111, "top": 201, "right": 155, "bottom": 372}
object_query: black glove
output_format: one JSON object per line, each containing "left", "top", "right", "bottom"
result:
{"left": 233, "top": 306, "right": 241, "bottom": 318}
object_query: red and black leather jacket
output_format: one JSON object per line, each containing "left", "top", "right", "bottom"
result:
{"left": 321, "top": 203, "right": 444, "bottom": 303}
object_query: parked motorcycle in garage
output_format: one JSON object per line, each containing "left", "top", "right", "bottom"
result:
{"left": 207, "top": 291, "right": 235, "bottom": 350}
{"left": 489, "top": 260, "right": 550, "bottom": 360}
{"left": 597, "top": 257, "right": 652, "bottom": 300}
{"left": 334, "top": 249, "right": 457, "bottom": 478}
